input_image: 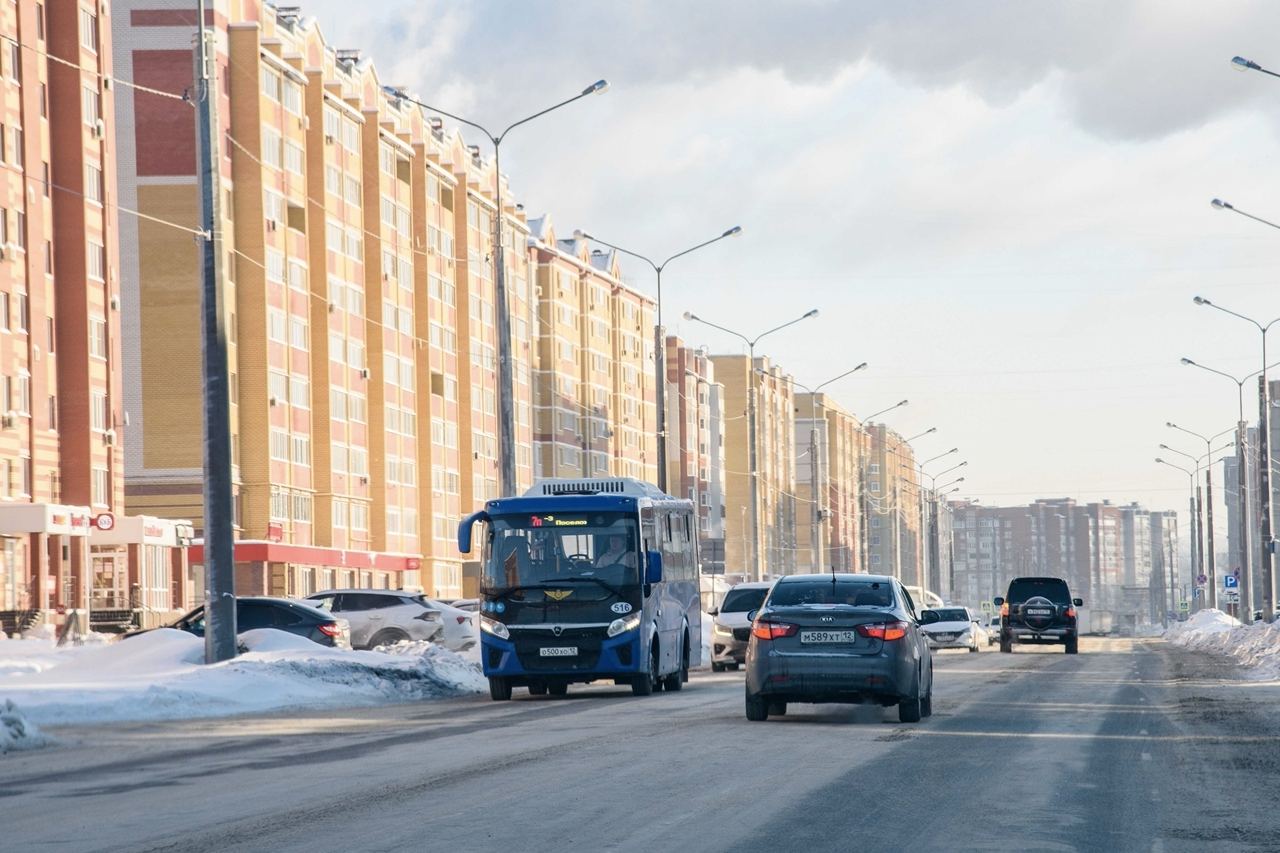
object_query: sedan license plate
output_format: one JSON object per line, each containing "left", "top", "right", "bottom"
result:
{"left": 539, "top": 646, "right": 578, "bottom": 657}
{"left": 800, "top": 630, "right": 857, "bottom": 644}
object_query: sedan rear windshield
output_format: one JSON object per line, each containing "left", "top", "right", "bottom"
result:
{"left": 768, "top": 580, "right": 893, "bottom": 608}
{"left": 720, "top": 588, "right": 768, "bottom": 613}
{"left": 933, "top": 608, "right": 969, "bottom": 622}
{"left": 1007, "top": 578, "right": 1071, "bottom": 604}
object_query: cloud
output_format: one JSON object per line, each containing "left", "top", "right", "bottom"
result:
{"left": 304, "top": 0, "right": 1280, "bottom": 141}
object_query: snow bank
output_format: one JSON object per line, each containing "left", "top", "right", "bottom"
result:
{"left": 1164, "top": 608, "right": 1280, "bottom": 680}
{"left": 0, "top": 628, "right": 486, "bottom": 726}
{"left": 1, "top": 700, "right": 52, "bottom": 753}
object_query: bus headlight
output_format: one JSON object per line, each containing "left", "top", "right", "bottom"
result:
{"left": 479, "top": 615, "right": 509, "bottom": 640}
{"left": 607, "top": 614, "right": 641, "bottom": 638}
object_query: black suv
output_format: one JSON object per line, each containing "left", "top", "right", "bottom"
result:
{"left": 994, "top": 577, "right": 1082, "bottom": 654}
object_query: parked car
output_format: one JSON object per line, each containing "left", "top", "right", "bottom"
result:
{"left": 305, "top": 590, "right": 476, "bottom": 651}
{"left": 920, "top": 606, "right": 983, "bottom": 652}
{"left": 708, "top": 581, "right": 773, "bottom": 671}
{"left": 986, "top": 615, "right": 1001, "bottom": 646}
{"left": 447, "top": 598, "right": 481, "bottom": 613}
{"left": 744, "top": 574, "right": 934, "bottom": 723}
{"left": 127, "top": 597, "right": 350, "bottom": 648}
{"left": 994, "top": 576, "right": 1082, "bottom": 654}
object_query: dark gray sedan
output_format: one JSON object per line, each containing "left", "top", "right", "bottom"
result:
{"left": 743, "top": 574, "right": 934, "bottom": 723}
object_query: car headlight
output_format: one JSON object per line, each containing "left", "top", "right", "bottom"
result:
{"left": 607, "top": 614, "right": 641, "bottom": 638}
{"left": 479, "top": 615, "right": 509, "bottom": 640}
{"left": 713, "top": 623, "right": 732, "bottom": 637}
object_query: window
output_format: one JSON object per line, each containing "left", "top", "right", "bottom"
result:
{"left": 80, "top": 7, "right": 98, "bottom": 53}
{"left": 270, "top": 487, "right": 288, "bottom": 521}
{"left": 15, "top": 293, "right": 27, "bottom": 332}
{"left": 85, "top": 163, "right": 103, "bottom": 203}
{"left": 282, "top": 81, "right": 302, "bottom": 115}
{"left": 90, "top": 390, "right": 108, "bottom": 431}
{"left": 284, "top": 141, "right": 304, "bottom": 175}
{"left": 261, "top": 67, "right": 281, "bottom": 102}
{"left": 82, "top": 86, "right": 99, "bottom": 127}
{"left": 289, "top": 316, "right": 308, "bottom": 349}
{"left": 89, "top": 317, "right": 107, "bottom": 358}
{"left": 292, "top": 492, "right": 312, "bottom": 523}
{"left": 289, "top": 374, "right": 310, "bottom": 409}
{"left": 291, "top": 434, "right": 310, "bottom": 466}
{"left": 91, "top": 467, "right": 109, "bottom": 507}
{"left": 87, "top": 242, "right": 105, "bottom": 280}
{"left": 332, "top": 499, "right": 348, "bottom": 530}
{"left": 350, "top": 502, "right": 369, "bottom": 531}
{"left": 267, "top": 308, "right": 286, "bottom": 343}
{"left": 261, "top": 128, "right": 282, "bottom": 169}
{"left": 270, "top": 429, "right": 289, "bottom": 461}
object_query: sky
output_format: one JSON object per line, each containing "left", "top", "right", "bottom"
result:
{"left": 301, "top": 0, "right": 1280, "bottom": 535}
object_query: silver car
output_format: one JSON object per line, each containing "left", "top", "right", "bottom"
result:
{"left": 306, "top": 590, "right": 464, "bottom": 650}
{"left": 744, "top": 574, "right": 934, "bottom": 723}
{"left": 709, "top": 581, "right": 773, "bottom": 671}
{"left": 920, "top": 606, "right": 983, "bottom": 653}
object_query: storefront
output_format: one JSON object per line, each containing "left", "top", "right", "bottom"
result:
{"left": 0, "top": 503, "right": 92, "bottom": 635}
{"left": 88, "top": 514, "right": 195, "bottom": 628}
{"left": 187, "top": 541, "right": 420, "bottom": 601}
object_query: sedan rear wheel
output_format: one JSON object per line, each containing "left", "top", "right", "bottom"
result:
{"left": 745, "top": 689, "right": 769, "bottom": 721}
{"left": 898, "top": 674, "right": 923, "bottom": 724}
{"left": 768, "top": 700, "right": 787, "bottom": 717}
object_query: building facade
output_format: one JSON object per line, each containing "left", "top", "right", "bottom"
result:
{"left": 794, "top": 391, "right": 862, "bottom": 574}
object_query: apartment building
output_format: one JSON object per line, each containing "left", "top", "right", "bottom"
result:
{"left": 949, "top": 503, "right": 1035, "bottom": 607}
{"left": 665, "top": 336, "right": 725, "bottom": 564}
{"left": 0, "top": 1, "right": 192, "bottom": 632}
{"left": 112, "top": 1, "right": 544, "bottom": 599}
{"left": 861, "top": 423, "right": 920, "bottom": 582}
{"left": 528, "top": 218, "right": 656, "bottom": 484}
{"left": 711, "top": 354, "right": 795, "bottom": 579}
{"left": 794, "top": 391, "right": 862, "bottom": 573}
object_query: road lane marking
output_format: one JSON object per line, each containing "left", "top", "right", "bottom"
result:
{"left": 910, "top": 730, "right": 1280, "bottom": 743}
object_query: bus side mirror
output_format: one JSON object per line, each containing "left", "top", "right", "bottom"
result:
{"left": 457, "top": 510, "right": 489, "bottom": 554}
{"left": 645, "top": 551, "right": 663, "bottom": 585}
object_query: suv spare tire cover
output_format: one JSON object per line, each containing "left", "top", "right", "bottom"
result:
{"left": 1020, "top": 596, "right": 1057, "bottom": 631}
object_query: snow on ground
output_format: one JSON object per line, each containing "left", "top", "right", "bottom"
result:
{"left": 1, "top": 700, "right": 52, "bottom": 753}
{"left": 0, "top": 628, "right": 486, "bottom": 728}
{"left": 1164, "top": 608, "right": 1280, "bottom": 680}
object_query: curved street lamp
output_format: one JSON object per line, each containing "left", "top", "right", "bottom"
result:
{"left": 583, "top": 226, "right": 743, "bottom": 491}
{"left": 683, "top": 308, "right": 820, "bottom": 578}
{"left": 383, "top": 80, "right": 609, "bottom": 495}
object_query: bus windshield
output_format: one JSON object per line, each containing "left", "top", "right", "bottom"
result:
{"left": 484, "top": 511, "right": 642, "bottom": 593}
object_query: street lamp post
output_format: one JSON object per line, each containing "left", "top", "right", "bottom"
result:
{"left": 582, "top": 227, "right": 743, "bottom": 493}
{"left": 684, "top": 309, "right": 820, "bottom": 580}
{"left": 383, "top": 80, "right": 609, "bottom": 497}
{"left": 859, "top": 401, "right": 909, "bottom": 576}
{"left": 684, "top": 369, "right": 712, "bottom": 538}
{"left": 1165, "top": 423, "right": 1235, "bottom": 610}
{"left": 762, "top": 364, "right": 869, "bottom": 571}
{"left": 1157, "top": 457, "right": 1198, "bottom": 615}
{"left": 1182, "top": 357, "right": 1280, "bottom": 622}
{"left": 1193, "top": 286, "right": 1280, "bottom": 619}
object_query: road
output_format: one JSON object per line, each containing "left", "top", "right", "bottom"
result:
{"left": 3, "top": 637, "right": 1280, "bottom": 852}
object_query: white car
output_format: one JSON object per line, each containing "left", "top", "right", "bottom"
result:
{"left": 305, "top": 590, "right": 477, "bottom": 652}
{"left": 921, "top": 606, "right": 984, "bottom": 653}
{"left": 708, "top": 581, "right": 773, "bottom": 671}
{"left": 986, "top": 615, "right": 1001, "bottom": 646}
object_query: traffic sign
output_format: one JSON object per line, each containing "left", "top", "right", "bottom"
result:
{"left": 1178, "top": 600, "right": 1190, "bottom": 613}
{"left": 93, "top": 512, "right": 115, "bottom": 532}
{"left": 980, "top": 601, "right": 993, "bottom": 614}
{"left": 1224, "top": 574, "right": 1239, "bottom": 589}
{"left": 1222, "top": 589, "right": 1241, "bottom": 605}
{"left": 1197, "top": 574, "right": 1208, "bottom": 586}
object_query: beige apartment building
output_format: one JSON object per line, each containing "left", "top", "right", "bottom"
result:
{"left": 665, "top": 337, "right": 724, "bottom": 543}
{"left": 794, "top": 392, "right": 863, "bottom": 573}
{"left": 113, "top": 0, "right": 545, "bottom": 599}
{"left": 862, "top": 422, "right": 921, "bottom": 583}
{"left": 528, "top": 217, "right": 656, "bottom": 483}
{"left": 711, "top": 354, "right": 796, "bottom": 579}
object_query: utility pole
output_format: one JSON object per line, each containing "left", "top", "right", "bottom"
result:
{"left": 810, "top": 411, "right": 822, "bottom": 572}
{"left": 196, "top": 0, "right": 236, "bottom": 663}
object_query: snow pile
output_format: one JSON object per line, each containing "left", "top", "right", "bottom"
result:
{"left": 1164, "top": 609, "right": 1280, "bottom": 680}
{"left": 0, "top": 628, "right": 485, "bottom": 726}
{"left": 0, "top": 700, "right": 52, "bottom": 753}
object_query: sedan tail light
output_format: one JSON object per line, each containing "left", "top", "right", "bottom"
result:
{"left": 751, "top": 621, "right": 798, "bottom": 641}
{"left": 456, "top": 615, "right": 469, "bottom": 625}
{"left": 317, "top": 622, "right": 342, "bottom": 637}
{"left": 1000, "top": 602, "right": 1009, "bottom": 617}
{"left": 855, "top": 620, "right": 909, "bottom": 642}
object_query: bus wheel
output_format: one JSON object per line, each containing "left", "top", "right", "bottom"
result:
{"left": 632, "top": 641, "right": 659, "bottom": 696}
{"left": 489, "top": 677, "right": 512, "bottom": 701}
{"left": 663, "top": 633, "right": 688, "bottom": 692}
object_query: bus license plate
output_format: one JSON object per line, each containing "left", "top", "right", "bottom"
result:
{"left": 800, "top": 630, "right": 857, "bottom": 644}
{"left": 539, "top": 646, "right": 578, "bottom": 657}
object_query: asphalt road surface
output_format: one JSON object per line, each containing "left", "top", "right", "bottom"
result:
{"left": 4, "top": 637, "right": 1280, "bottom": 852}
